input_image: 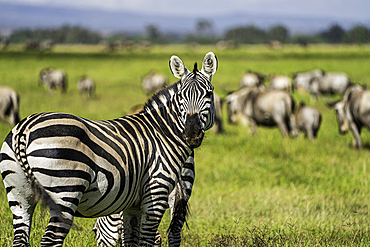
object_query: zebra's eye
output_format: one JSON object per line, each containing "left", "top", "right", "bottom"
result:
{"left": 205, "top": 91, "right": 213, "bottom": 98}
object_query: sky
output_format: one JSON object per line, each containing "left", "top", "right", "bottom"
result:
{"left": 1, "top": 0, "right": 370, "bottom": 21}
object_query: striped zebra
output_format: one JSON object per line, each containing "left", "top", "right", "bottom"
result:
{"left": 93, "top": 153, "right": 195, "bottom": 246}
{"left": 0, "top": 52, "right": 218, "bottom": 246}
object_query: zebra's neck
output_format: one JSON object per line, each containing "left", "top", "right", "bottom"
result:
{"left": 141, "top": 82, "right": 189, "bottom": 150}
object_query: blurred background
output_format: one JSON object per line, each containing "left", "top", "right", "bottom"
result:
{"left": 1, "top": 0, "right": 370, "bottom": 46}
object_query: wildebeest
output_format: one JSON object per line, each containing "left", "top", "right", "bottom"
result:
{"left": 239, "top": 70, "right": 265, "bottom": 88}
{"left": 142, "top": 71, "right": 168, "bottom": 95}
{"left": 24, "top": 39, "right": 40, "bottom": 50}
{"left": 293, "top": 69, "right": 323, "bottom": 92}
{"left": 39, "top": 39, "right": 54, "bottom": 51}
{"left": 223, "top": 87, "right": 251, "bottom": 126}
{"left": 212, "top": 92, "right": 223, "bottom": 133}
{"left": 225, "top": 87, "right": 298, "bottom": 137}
{"left": 39, "top": 67, "right": 67, "bottom": 93}
{"left": 77, "top": 75, "right": 95, "bottom": 98}
{"left": 216, "top": 40, "right": 237, "bottom": 50}
{"left": 310, "top": 71, "right": 351, "bottom": 98}
{"left": 294, "top": 69, "right": 351, "bottom": 98}
{"left": 327, "top": 84, "right": 370, "bottom": 149}
{"left": 270, "top": 75, "right": 292, "bottom": 93}
{"left": 0, "top": 86, "right": 20, "bottom": 126}
{"left": 295, "top": 101, "right": 322, "bottom": 140}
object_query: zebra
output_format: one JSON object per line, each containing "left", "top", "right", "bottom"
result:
{"left": 93, "top": 153, "right": 195, "bottom": 246}
{"left": 0, "top": 52, "right": 218, "bottom": 246}
{"left": 39, "top": 67, "right": 68, "bottom": 93}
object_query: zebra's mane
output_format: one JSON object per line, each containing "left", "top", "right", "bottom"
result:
{"left": 193, "top": 62, "right": 198, "bottom": 74}
{"left": 142, "top": 81, "right": 180, "bottom": 113}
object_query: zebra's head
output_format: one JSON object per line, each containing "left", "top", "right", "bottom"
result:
{"left": 169, "top": 52, "right": 218, "bottom": 148}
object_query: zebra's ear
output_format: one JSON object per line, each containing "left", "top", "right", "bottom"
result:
{"left": 169, "top": 55, "right": 189, "bottom": 79}
{"left": 201, "top": 52, "right": 218, "bottom": 77}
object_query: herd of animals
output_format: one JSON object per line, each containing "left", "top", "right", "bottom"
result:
{"left": 0, "top": 51, "right": 369, "bottom": 247}
{"left": 0, "top": 67, "right": 95, "bottom": 126}
{"left": 142, "top": 67, "right": 366, "bottom": 147}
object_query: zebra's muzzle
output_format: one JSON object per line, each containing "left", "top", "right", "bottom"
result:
{"left": 183, "top": 113, "right": 204, "bottom": 148}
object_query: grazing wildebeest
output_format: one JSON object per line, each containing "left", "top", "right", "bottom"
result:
{"left": 295, "top": 101, "right": 322, "bottom": 140}
{"left": 0, "top": 86, "right": 20, "bottom": 126}
{"left": 309, "top": 71, "right": 351, "bottom": 98}
{"left": 24, "top": 39, "right": 40, "bottom": 50}
{"left": 239, "top": 70, "right": 265, "bottom": 88}
{"left": 39, "top": 39, "right": 54, "bottom": 51}
{"left": 223, "top": 87, "right": 251, "bottom": 126}
{"left": 77, "top": 75, "right": 95, "bottom": 98}
{"left": 212, "top": 92, "right": 223, "bottom": 133}
{"left": 243, "top": 87, "right": 298, "bottom": 136}
{"left": 225, "top": 87, "right": 298, "bottom": 137}
{"left": 293, "top": 69, "right": 323, "bottom": 93}
{"left": 294, "top": 69, "right": 351, "bottom": 98}
{"left": 142, "top": 71, "right": 168, "bottom": 95}
{"left": 39, "top": 67, "right": 67, "bottom": 93}
{"left": 270, "top": 75, "right": 292, "bottom": 93}
{"left": 327, "top": 84, "right": 370, "bottom": 149}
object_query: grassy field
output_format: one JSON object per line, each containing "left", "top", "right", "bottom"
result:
{"left": 0, "top": 44, "right": 370, "bottom": 246}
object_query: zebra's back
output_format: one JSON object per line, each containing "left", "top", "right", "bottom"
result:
{"left": 3, "top": 112, "right": 183, "bottom": 217}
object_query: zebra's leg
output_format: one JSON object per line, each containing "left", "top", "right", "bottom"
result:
{"left": 38, "top": 181, "right": 85, "bottom": 247}
{"left": 93, "top": 213, "right": 123, "bottom": 247}
{"left": 0, "top": 144, "right": 37, "bottom": 247}
{"left": 39, "top": 198, "right": 78, "bottom": 247}
{"left": 121, "top": 207, "right": 141, "bottom": 246}
{"left": 153, "top": 230, "right": 161, "bottom": 247}
{"left": 137, "top": 189, "right": 170, "bottom": 246}
{"left": 167, "top": 153, "right": 194, "bottom": 247}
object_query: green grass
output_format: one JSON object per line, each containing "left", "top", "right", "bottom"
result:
{"left": 0, "top": 44, "right": 370, "bottom": 246}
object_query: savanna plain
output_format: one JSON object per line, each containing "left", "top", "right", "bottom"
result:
{"left": 0, "top": 44, "right": 370, "bottom": 246}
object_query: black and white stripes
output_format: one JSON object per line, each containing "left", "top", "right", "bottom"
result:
{"left": 0, "top": 52, "right": 218, "bottom": 246}
{"left": 93, "top": 153, "right": 195, "bottom": 247}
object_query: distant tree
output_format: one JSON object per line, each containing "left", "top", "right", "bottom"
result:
{"left": 268, "top": 25, "right": 289, "bottom": 43}
{"left": 225, "top": 25, "right": 267, "bottom": 44}
{"left": 344, "top": 25, "right": 370, "bottom": 43}
{"left": 146, "top": 25, "right": 160, "bottom": 40}
{"left": 8, "top": 25, "right": 102, "bottom": 44}
{"left": 320, "top": 24, "right": 345, "bottom": 43}
{"left": 196, "top": 19, "right": 213, "bottom": 35}
{"left": 8, "top": 28, "right": 34, "bottom": 43}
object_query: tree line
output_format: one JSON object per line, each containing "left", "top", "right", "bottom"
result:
{"left": 3, "top": 22, "right": 370, "bottom": 45}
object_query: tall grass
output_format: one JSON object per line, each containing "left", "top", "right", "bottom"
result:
{"left": 0, "top": 44, "right": 370, "bottom": 246}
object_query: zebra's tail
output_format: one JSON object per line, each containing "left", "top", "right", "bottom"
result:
{"left": 13, "top": 131, "right": 69, "bottom": 224}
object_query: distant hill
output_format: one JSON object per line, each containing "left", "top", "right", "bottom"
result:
{"left": 0, "top": 2, "right": 369, "bottom": 37}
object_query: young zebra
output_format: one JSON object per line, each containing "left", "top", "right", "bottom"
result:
{"left": 0, "top": 52, "right": 218, "bottom": 246}
{"left": 93, "top": 153, "right": 195, "bottom": 246}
